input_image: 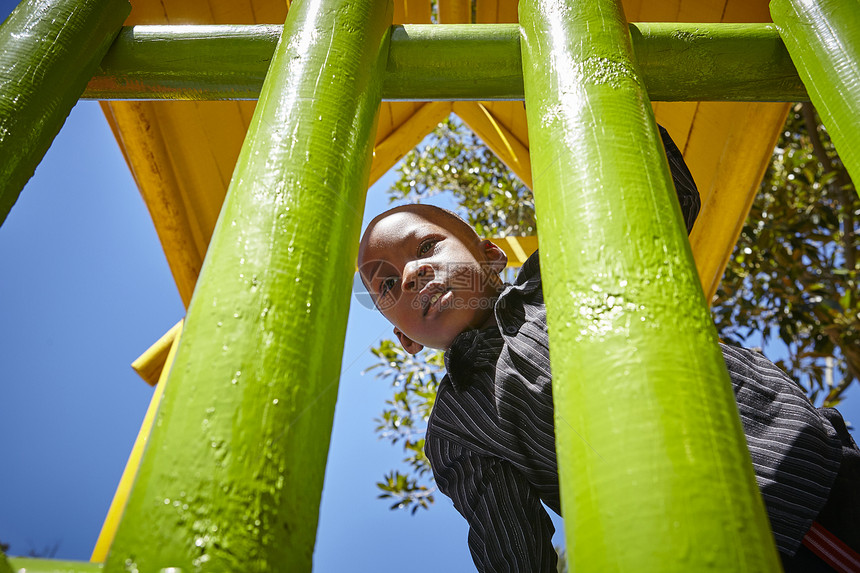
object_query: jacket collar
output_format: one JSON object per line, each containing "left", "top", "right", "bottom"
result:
{"left": 443, "top": 250, "right": 542, "bottom": 391}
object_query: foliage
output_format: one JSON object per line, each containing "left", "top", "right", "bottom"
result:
{"left": 369, "top": 107, "right": 858, "bottom": 512}
{"left": 388, "top": 117, "right": 536, "bottom": 237}
{"left": 712, "top": 104, "right": 859, "bottom": 407}
{"left": 364, "top": 339, "right": 443, "bottom": 514}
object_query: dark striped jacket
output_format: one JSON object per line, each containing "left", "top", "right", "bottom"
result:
{"left": 424, "top": 250, "right": 846, "bottom": 572}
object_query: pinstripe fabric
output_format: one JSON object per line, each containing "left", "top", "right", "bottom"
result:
{"left": 658, "top": 124, "right": 700, "bottom": 234}
{"left": 426, "top": 252, "right": 847, "bottom": 571}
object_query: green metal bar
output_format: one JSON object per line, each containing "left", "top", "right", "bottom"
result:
{"left": 518, "top": 1, "right": 781, "bottom": 571}
{"left": 5, "top": 557, "right": 103, "bottom": 572}
{"left": 0, "top": 0, "right": 130, "bottom": 227}
{"left": 101, "top": 0, "right": 392, "bottom": 571}
{"left": 85, "top": 24, "right": 282, "bottom": 100}
{"left": 632, "top": 22, "right": 806, "bottom": 102}
{"left": 771, "top": 0, "right": 860, "bottom": 193}
{"left": 382, "top": 24, "right": 523, "bottom": 100}
{"left": 82, "top": 23, "right": 807, "bottom": 102}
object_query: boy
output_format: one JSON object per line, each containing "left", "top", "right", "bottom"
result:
{"left": 357, "top": 134, "right": 859, "bottom": 572}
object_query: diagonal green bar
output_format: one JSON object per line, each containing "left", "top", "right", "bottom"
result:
{"left": 101, "top": 0, "right": 392, "bottom": 571}
{"left": 81, "top": 23, "right": 807, "bottom": 102}
{"left": 0, "top": 0, "right": 130, "bottom": 227}
{"left": 518, "top": 0, "right": 781, "bottom": 571}
{"left": 770, "top": 0, "right": 860, "bottom": 195}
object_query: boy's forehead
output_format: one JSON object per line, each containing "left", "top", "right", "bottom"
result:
{"left": 363, "top": 210, "right": 451, "bottom": 248}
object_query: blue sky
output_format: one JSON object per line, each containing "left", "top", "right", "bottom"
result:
{"left": 1, "top": 2, "right": 857, "bottom": 569}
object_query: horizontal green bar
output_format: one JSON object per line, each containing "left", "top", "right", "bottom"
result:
{"left": 85, "top": 24, "right": 281, "bottom": 100}
{"left": 84, "top": 23, "right": 808, "bottom": 102}
{"left": 6, "top": 557, "right": 103, "bottom": 572}
{"left": 383, "top": 24, "right": 524, "bottom": 100}
{"left": 632, "top": 22, "right": 808, "bottom": 102}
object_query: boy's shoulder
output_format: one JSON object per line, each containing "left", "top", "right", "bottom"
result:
{"left": 508, "top": 248, "right": 542, "bottom": 291}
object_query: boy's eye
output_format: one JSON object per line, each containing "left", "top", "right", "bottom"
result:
{"left": 418, "top": 239, "right": 436, "bottom": 256}
{"left": 379, "top": 277, "right": 397, "bottom": 297}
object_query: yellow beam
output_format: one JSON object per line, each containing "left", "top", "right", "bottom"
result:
{"left": 101, "top": 102, "right": 203, "bottom": 307}
{"left": 90, "top": 320, "right": 183, "bottom": 563}
{"left": 452, "top": 101, "right": 533, "bottom": 188}
{"left": 690, "top": 102, "right": 790, "bottom": 300}
{"left": 370, "top": 101, "right": 452, "bottom": 185}
{"left": 492, "top": 235, "right": 539, "bottom": 267}
{"left": 438, "top": 0, "right": 471, "bottom": 23}
{"left": 130, "top": 320, "right": 184, "bottom": 386}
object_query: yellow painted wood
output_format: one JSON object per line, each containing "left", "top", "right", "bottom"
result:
{"left": 677, "top": 0, "right": 726, "bottom": 22}
{"left": 652, "top": 102, "right": 697, "bottom": 152}
{"left": 476, "top": 0, "right": 518, "bottom": 23}
{"left": 101, "top": 101, "right": 202, "bottom": 307}
{"left": 130, "top": 320, "right": 184, "bottom": 386}
{"left": 475, "top": 0, "right": 499, "bottom": 23}
{"left": 691, "top": 103, "right": 790, "bottom": 300}
{"left": 370, "top": 101, "right": 453, "bottom": 185}
{"left": 497, "top": 0, "right": 518, "bottom": 23}
{"left": 642, "top": 0, "right": 681, "bottom": 21}
{"left": 149, "top": 104, "right": 226, "bottom": 255}
{"left": 377, "top": 102, "right": 422, "bottom": 144}
{"left": 724, "top": 0, "right": 772, "bottom": 23}
{"left": 624, "top": 0, "right": 644, "bottom": 21}
{"left": 394, "top": 0, "right": 431, "bottom": 24}
{"left": 492, "top": 235, "right": 539, "bottom": 267}
{"left": 438, "top": 0, "right": 470, "bottom": 23}
{"left": 684, "top": 104, "right": 744, "bottom": 205}
{"left": 453, "top": 101, "right": 533, "bottom": 188}
{"left": 90, "top": 320, "right": 183, "bottom": 562}
{"left": 483, "top": 101, "right": 530, "bottom": 148}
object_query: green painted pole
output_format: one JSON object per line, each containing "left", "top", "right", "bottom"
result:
{"left": 0, "top": 0, "right": 130, "bottom": 226}
{"left": 770, "top": 0, "right": 860, "bottom": 193}
{"left": 5, "top": 557, "right": 103, "bottom": 572}
{"left": 518, "top": 1, "right": 781, "bottom": 571}
{"left": 81, "top": 23, "right": 807, "bottom": 102}
{"left": 382, "top": 24, "right": 524, "bottom": 101}
{"left": 102, "top": 1, "right": 392, "bottom": 571}
{"left": 85, "top": 24, "right": 282, "bottom": 100}
{"left": 631, "top": 22, "right": 806, "bottom": 102}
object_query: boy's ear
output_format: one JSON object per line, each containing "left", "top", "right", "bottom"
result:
{"left": 482, "top": 240, "right": 508, "bottom": 273}
{"left": 394, "top": 327, "right": 424, "bottom": 355}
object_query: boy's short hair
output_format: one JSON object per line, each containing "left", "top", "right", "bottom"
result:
{"left": 357, "top": 204, "right": 485, "bottom": 295}
{"left": 363, "top": 203, "right": 480, "bottom": 247}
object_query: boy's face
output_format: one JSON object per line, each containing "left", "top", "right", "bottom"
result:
{"left": 358, "top": 209, "right": 506, "bottom": 354}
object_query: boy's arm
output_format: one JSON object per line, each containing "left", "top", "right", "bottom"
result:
{"left": 720, "top": 343, "right": 848, "bottom": 555}
{"left": 426, "top": 435, "right": 557, "bottom": 573}
{"left": 658, "top": 124, "right": 700, "bottom": 235}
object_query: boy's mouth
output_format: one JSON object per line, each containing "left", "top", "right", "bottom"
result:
{"left": 420, "top": 282, "right": 449, "bottom": 316}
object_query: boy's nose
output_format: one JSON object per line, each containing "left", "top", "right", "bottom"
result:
{"left": 402, "top": 262, "right": 433, "bottom": 292}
